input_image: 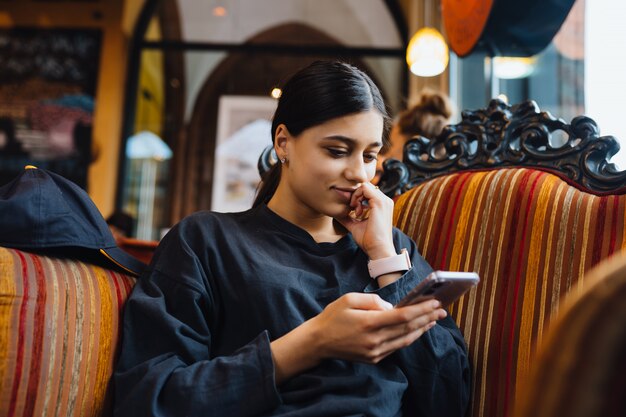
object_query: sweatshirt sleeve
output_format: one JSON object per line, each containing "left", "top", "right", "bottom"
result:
{"left": 113, "top": 221, "right": 282, "bottom": 417}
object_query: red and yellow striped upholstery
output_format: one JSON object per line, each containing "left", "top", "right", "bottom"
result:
{"left": 0, "top": 247, "right": 136, "bottom": 417}
{"left": 514, "top": 250, "right": 626, "bottom": 417}
{"left": 394, "top": 167, "right": 626, "bottom": 417}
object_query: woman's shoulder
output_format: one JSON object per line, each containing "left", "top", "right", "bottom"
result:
{"left": 156, "top": 208, "right": 256, "bottom": 254}
{"left": 147, "top": 208, "right": 259, "bottom": 277}
{"left": 181, "top": 208, "right": 247, "bottom": 223}
{"left": 173, "top": 208, "right": 256, "bottom": 235}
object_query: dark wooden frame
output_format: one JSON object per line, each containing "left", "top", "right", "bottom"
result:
{"left": 378, "top": 99, "right": 626, "bottom": 196}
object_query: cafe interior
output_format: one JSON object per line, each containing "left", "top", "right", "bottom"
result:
{"left": 1, "top": 0, "right": 626, "bottom": 416}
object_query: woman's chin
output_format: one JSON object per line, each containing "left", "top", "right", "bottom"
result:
{"left": 326, "top": 204, "right": 352, "bottom": 220}
{"left": 310, "top": 198, "right": 352, "bottom": 220}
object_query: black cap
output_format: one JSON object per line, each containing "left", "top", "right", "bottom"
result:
{"left": 0, "top": 166, "right": 147, "bottom": 276}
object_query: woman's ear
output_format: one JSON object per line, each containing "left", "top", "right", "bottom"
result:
{"left": 274, "top": 124, "right": 290, "bottom": 159}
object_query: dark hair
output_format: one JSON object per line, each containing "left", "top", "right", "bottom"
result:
{"left": 395, "top": 89, "right": 453, "bottom": 139}
{"left": 253, "top": 61, "right": 391, "bottom": 207}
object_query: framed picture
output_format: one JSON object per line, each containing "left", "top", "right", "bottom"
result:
{"left": 211, "top": 95, "right": 277, "bottom": 213}
{"left": 0, "top": 28, "right": 102, "bottom": 188}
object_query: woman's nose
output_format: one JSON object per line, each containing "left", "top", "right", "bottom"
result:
{"left": 345, "top": 158, "right": 369, "bottom": 183}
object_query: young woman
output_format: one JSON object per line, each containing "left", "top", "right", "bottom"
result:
{"left": 114, "top": 61, "right": 470, "bottom": 417}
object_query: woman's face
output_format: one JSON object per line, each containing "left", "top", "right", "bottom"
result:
{"left": 277, "top": 109, "right": 384, "bottom": 218}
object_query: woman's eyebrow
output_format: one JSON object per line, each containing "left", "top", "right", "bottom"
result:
{"left": 323, "top": 135, "right": 383, "bottom": 148}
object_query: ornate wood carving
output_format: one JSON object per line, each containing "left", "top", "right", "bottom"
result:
{"left": 378, "top": 99, "right": 626, "bottom": 196}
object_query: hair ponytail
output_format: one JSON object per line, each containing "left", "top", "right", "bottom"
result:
{"left": 418, "top": 89, "right": 453, "bottom": 119}
{"left": 396, "top": 89, "right": 453, "bottom": 139}
{"left": 253, "top": 163, "right": 281, "bottom": 208}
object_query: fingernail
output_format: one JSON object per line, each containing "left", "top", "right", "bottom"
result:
{"left": 431, "top": 300, "right": 441, "bottom": 309}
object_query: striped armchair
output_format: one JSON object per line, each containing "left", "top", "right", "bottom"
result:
{"left": 0, "top": 248, "right": 136, "bottom": 417}
{"left": 381, "top": 99, "right": 626, "bottom": 417}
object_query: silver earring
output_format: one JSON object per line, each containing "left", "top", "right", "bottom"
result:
{"left": 280, "top": 157, "right": 286, "bottom": 164}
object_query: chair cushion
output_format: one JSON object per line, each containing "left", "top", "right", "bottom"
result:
{"left": 393, "top": 167, "right": 626, "bottom": 417}
{"left": 0, "top": 247, "right": 136, "bottom": 417}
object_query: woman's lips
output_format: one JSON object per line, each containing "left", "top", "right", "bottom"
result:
{"left": 333, "top": 187, "right": 355, "bottom": 203}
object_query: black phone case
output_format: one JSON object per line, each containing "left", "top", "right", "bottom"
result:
{"left": 396, "top": 271, "right": 479, "bottom": 308}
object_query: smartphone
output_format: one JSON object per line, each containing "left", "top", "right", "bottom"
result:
{"left": 395, "top": 271, "right": 480, "bottom": 308}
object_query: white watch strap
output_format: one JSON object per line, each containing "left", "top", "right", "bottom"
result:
{"left": 367, "top": 248, "right": 412, "bottom": 279}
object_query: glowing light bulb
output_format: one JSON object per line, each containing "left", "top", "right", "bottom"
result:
{"left": 406, "top": 27, "right": 449, "bottom": 77}
{"left": 270, "top": 88, "right": 282, "bottom": 99}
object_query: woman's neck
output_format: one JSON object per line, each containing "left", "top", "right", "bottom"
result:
{"left": 267, "top": 192, "right": 345, "bottom": 244}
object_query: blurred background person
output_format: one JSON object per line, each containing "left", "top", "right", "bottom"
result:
{"left": 375, "top": 89, "right": 453, "bottom": 183}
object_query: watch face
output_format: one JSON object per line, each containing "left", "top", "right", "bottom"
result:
{"left": 442, "top": 0, "right": 494, "bottom": 57}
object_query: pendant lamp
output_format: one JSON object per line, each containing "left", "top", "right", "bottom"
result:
{"left": 406, "top": 0, "right": 449, "bottom": 77}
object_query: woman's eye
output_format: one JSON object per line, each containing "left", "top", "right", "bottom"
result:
{"left": 364, "top": 153, "right": 378, "bottom": 162}
{"left": 327, "top": 148, "right": 348, "bottom": 157}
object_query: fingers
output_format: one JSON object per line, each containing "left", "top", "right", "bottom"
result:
{"left": 375, "top": 299, "right": 446, "bottom": 328}
{"left": 349, "top": 182, "right": 385, "bottom": 209}
{"left": 346, "top": 183, "right": 390, "bottom": 224}
{"left": 376, "top": 308, "right": 446, "bottom": 341}
{"left": 340, "top": 292, "right": 393, "bottom": 311}
{"left": 347, "top": 187, "right": 368, "bottom": 221}
{"left": 359, "top": 320, "right": 439, "bottom": 364}
{"left": 350, "top": 297, "right": 446, "bottom": 339}
{"left": 371, "top": 321, "right": 439, "bottom": 361}
{"left": 340, "top": 295, "right": 446, "bottom": 331}
{"left": 348, "top": 201, "right": 367, "bottom": 221}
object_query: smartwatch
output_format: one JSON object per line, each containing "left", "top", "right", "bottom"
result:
{"left": 367, "top": 248, "right": 412, "bottom": 279}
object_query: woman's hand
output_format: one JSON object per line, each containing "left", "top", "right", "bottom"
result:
{"left": 335, "top": 182, "right": 396, "bottom": 260}
{"left": 270, "top": 293, "right": 447, "bottom": 384}
{"left": 312, "top": 293, "right": 446, "bottom": 363}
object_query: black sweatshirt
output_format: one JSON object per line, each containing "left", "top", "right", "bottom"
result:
{"left": 114, "top": 204, "right": 470, "bottom": 417}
